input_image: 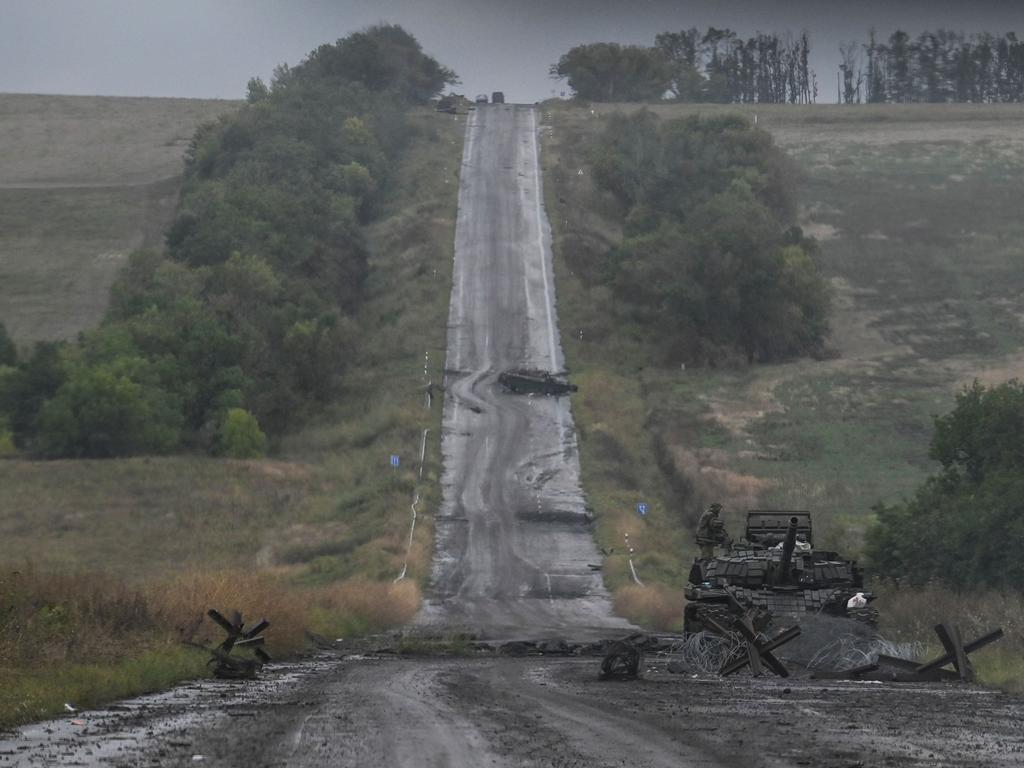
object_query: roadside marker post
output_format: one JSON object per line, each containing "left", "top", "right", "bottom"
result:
{"left": 390, "top": 454, "right": 400, "bottom": 470}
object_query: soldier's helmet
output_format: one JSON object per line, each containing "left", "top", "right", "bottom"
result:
{"left": 708, "top": 502, "right": 722, "bottom": 514}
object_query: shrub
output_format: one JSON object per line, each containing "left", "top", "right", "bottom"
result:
{"left": 35, "top": 360, "right": 181, "bottom": 458}
{"left": 217, "top": 408, "right": 267, "bottom": 458}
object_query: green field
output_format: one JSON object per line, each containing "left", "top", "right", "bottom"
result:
{"left": 542, "top": 103, "right": 1024, "bottom": 625}
{"left": 0, "top": 94, "right": 239, "bottom": 344}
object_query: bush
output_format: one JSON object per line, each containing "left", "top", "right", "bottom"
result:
{"left": 35, "top": 360, "right": 181, "bottom": 458}
{"left": 868, "top": 380, "right": 1024, "bottom": 589}
{"left": 218, "top": 408, "right": 266, "bottom": 458}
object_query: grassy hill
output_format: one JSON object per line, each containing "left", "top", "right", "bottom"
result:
{"left": 0, "top": 94, "right": 239, "bottom": 344}
{"left": 0, "top": 95, "right": 463, "bottom": 726}
{"left": 542, "top": 102, "right": 1024, "bottom": 647}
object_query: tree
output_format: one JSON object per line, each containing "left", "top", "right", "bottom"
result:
{"left": 0, "top": 342, "right": 67, "bottom": 447}
{"left": 246, "top": 76, "right": 270, "bottom": 104}
{"left": 300, "top": 24, "right": 457, "bottom": 103}
{"left": 587, "top": 111, "right": 829, "bottom": 364}
{"left": 655, "top": 29, "right": 705, "bottom": 100}
{"left": 217, "top": 408, "right": 266, "bottom": 458}
{"left": 35, "top": 360, "right": 181, "bottom": 458}
{"left": 867, "top": 380, "right": 1024, "bottom": 589}
{"left": 551, "top": 43, "right": 673, "bottom": 102}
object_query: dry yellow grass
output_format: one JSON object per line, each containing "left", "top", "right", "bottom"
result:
{"left": 152, "top": 569, "right": 313, "bottom": 656}
{"left": 613, "top": 584, "right": 684, "bottom": 632}
{"left": 311, "top": 579, "right": 421, "bottom": 635}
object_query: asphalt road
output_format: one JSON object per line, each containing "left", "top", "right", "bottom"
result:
{"left": 419, "top": 103, "right": 630, "bottom": 639}
{"left": 3, "top": 106, "right": 1023, "bottom": 767}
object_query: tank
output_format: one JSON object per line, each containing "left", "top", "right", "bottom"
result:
{"left": 498, "top": 369, "right": 578, "bottom": 396}
{"left": 684, "top": 510, "right": 877, "bottom": 634}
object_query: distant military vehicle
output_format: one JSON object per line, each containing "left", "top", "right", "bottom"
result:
{"left": 498, "top": 369, "right": 578, "bottom": 396}
{"left": 491, "top": 91, "right": 505, "bottom": 104}
{"left": 684, "top": 511, "right": 876, "bottom": 634}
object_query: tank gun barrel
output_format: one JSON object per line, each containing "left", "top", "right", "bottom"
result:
{"left": 776, "top": 516, "right": 799, "bottom": 585}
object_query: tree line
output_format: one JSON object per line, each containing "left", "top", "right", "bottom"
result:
{"left": 551, "top": 28, "right": 817, "bottom": 104}
{"left": 0, "top": 25, "right": 456, "bottom": 458}
{"left": 584, "top": 111, "right": 831, "bottom": 364}
{"left": 840, "top": 29, "right": 1024, "bottom": 104}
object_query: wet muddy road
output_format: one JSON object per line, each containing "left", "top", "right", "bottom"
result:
{"left": 5, "top": 654, "right": 1023, "bottom": 767}
{"left": 418, "top": 103, "right": 629, "bottom": 639}
{"left": 3, "top": 106, "right": 1024, "bottom": 766}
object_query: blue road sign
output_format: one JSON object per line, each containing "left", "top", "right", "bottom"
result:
{"left": 390, "top": 454, "right": 400, "bottom": 468}
{"left": 637, "top": 502, "right": 648, "bottom": 517}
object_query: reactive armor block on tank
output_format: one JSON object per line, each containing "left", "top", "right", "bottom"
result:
{"left": 684, "top": 510, "right": 877, "bottom": 634}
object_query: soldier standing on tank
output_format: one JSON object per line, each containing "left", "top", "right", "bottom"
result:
{"left": 696, "top": 502, "right": 730, "bottom": 559}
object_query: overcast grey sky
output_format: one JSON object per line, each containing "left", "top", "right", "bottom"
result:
{"left": 1, "top": 1, "right": 1021, "bottom": 103}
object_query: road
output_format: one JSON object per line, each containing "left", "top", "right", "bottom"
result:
{"left": 419, "top": 103, "right": 630, "bottom": 639}
{"left": 2, "top": 106, "right": 1023, "bottom": 767}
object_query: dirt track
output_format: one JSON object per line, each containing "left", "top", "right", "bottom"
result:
{"left": 2, "top": 105, "right": 1023, "bottom": 766}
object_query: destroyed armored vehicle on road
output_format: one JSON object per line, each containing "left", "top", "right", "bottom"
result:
{"left": 498, "top": 369, "right": 578, "bottom": 396}
{"left": 684, "top": 511, "right": 876, "bottom": 634}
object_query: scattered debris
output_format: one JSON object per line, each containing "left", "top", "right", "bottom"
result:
{"left": 498, "top": 369, "right": 578, "bottom": 396}
{"left": 599, "top": 638, "right": 643, "bottom": 680}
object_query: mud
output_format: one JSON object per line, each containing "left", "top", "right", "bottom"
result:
{"left": 4, "top": 652, "right": 1022, "bottom": 767}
